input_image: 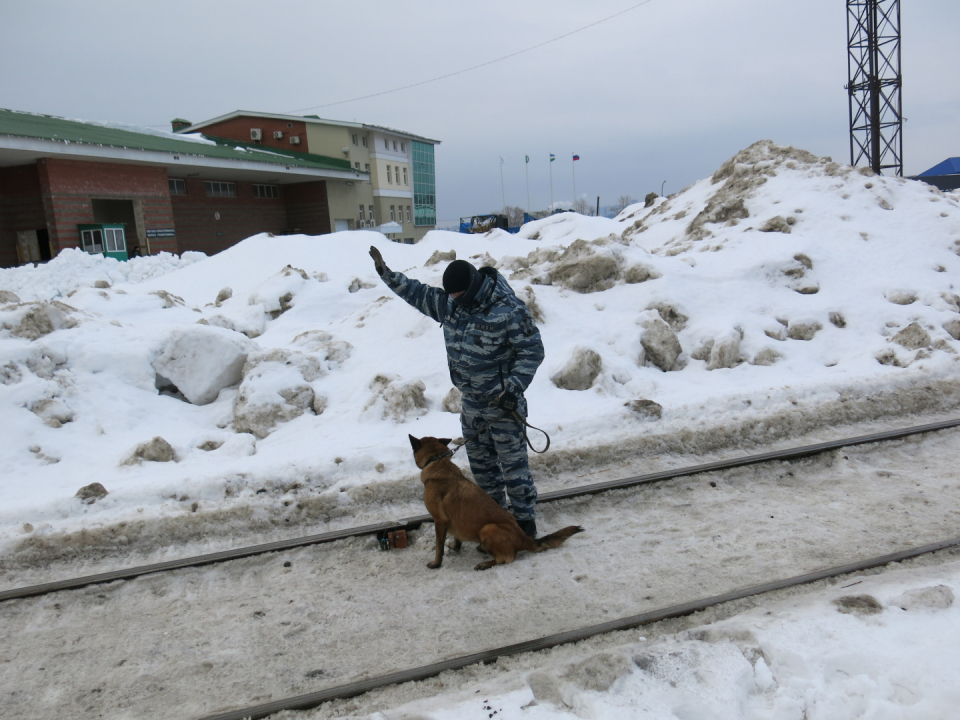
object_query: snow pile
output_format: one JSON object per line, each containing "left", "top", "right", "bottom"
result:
{"left": 1, "top": 140, "right": 960, "bottom": 556}
{"left": 0, "top": 247, "right": 204, "bottom": 302}
{"left": 372, "top": 560, "right": 960, "bottom": 720}
{"left": 152, "top": 325, "right": 255, "bottom": 405}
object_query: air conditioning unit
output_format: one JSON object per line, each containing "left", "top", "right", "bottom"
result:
{"left": 289, "top": 136, "right": 301, "bottom": 145}
{"left": 273, "top": 131, "right": 284, "bottom": 139}
{"left": 250, "top": 128, "right": 263, "bottom": 141}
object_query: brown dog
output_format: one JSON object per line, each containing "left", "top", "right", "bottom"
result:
{"left": 409, "top": 435, "right": 584, "bottom": 570}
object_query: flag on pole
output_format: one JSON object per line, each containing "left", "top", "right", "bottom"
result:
{"left": 525, "top": 155, "right": 530, "bottom": 163}
{"left": 573, "top": 154, "right": 580, "bottom": 161}
{"left": 549, "top": 153, "right": 556, "bottom": 162}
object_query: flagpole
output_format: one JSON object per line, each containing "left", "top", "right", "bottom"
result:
{"left": 549, "top": 157, "right": 554, "bottom": 211}
{"left": 572, "top": 153, "right": 577, "bottom": 206}
{"left": 499, "top": 157, "right": 505, "bottom": 211}
{"left": 525, "top": 156, "right": 530, "bottom": 213}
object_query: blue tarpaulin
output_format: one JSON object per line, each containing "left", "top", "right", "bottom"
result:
{"left": 918, "top": 158, "right": 960, "bottom": 177}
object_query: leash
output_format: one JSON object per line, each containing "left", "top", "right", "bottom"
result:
{"left": 420, "top": 449, "right": 454, "bottom": 469}
{"left": 511, "top": 410, "right": 551, "bottom": 454}
{"left": 450, "top": 408, "right": 551, "bottom": 457}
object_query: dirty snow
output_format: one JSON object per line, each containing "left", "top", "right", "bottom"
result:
{"left": 2, "top": 141, "right": 960, "bottom": 718}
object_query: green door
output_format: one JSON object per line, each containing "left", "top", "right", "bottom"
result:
{"left": 79, "top": 224, "right": 128, "bottom": 261}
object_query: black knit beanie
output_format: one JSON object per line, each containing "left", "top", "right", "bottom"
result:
{"left": 443, "top": 260, "right": 483, "bottom": 306}
{"left": 442, "top": 260, "right": 477, "bottom": 294}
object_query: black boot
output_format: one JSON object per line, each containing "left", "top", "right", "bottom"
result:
{"left": 517, "top": 518, "right": 537, "bottom": 539}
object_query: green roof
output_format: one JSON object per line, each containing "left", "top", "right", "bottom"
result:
{"left": 0, "top": 108, "right": 353, "bottom": 172}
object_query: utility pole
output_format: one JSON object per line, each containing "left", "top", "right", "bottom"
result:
{"left": 847, "top": 0, "right": 903, "bottom": 175}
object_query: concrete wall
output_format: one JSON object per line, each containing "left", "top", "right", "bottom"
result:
{"left": 368, "top": 130, "right": 411, "bottom": 195}
{"left": 303, "top": 123, "right": 356, "bottom": 165}
{"left": 328, "top": 180, "right": 369, "bottom": 232}
{"left": 369, "top": 130, "right": 423, "bottom": 240}
{"left": 373, "top": 197, "right": 416, "bottom": 241}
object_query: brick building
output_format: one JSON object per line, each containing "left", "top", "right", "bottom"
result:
{"left": 0, "top": 108, "right": 438, "bottom": 268}
{"left": 178, "top": 111, "right": 439, "bottom": 244}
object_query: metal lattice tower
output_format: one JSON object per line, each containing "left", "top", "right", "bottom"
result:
{"left": 847, "top": 0, "right": 903, "bottom": 176}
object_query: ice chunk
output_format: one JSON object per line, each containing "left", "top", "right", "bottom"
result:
{"left": 152, "top": 325, "right": 256, "bottom": 405}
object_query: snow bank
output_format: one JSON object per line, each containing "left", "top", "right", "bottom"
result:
{"left": 2, "top": 142, "right": 960, "bottom": 557}
{"left": 371, "top": 559, "right": 960, "bottom": 720}
{"left": 0, "top": 248, "right": 204, "bottom": 302}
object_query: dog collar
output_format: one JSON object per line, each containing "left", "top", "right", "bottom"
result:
{"left": 421, "top": 450, "right": 454, "bottom": 469}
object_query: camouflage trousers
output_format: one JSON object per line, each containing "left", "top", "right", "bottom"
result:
{"left": 460, "top": 394, "right": 538, "bottom": 523}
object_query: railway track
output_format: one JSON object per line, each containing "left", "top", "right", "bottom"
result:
{"left": 3, "top": 416, "right": 959, "bottom": 720}
{"left": 2, "top": 416, "right": 958, "bottom": 604}
{"left": 197, "top": 535, "right": 960, "bottom": 720}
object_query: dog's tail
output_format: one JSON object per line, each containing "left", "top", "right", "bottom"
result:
{"left": 532, "top": 525, "right": 585, "bottom": 552}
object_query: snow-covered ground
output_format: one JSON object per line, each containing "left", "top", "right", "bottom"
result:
{"left": 4, "top": 426, "right": 960, "bottom": 720}
{"left": 353, "top": 555, "right": 960, "bottom": 720}
{"left": 2, "top": 140, "right": 960, "bottom": 719}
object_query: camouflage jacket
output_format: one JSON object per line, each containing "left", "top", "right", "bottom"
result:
{"left": 382, "top": 266, "right": 544, "bottom": 400}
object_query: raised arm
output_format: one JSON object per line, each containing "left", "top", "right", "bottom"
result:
{"left": 370, "top": 246, "right": 448, "bottom": 324}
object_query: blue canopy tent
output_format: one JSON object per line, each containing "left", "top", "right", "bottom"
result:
{"left": 914, "top": 158, "right": 960, "bottom": 191}
{"left": 918, "top": 158, "right": 960, "bottom": 177}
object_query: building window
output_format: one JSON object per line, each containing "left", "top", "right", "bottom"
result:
{"left": 386, "top": 165, "right": 392, "bottom": 183}
{"left": 402, "top": 167, "right": 408, "bottom": 185}
{"left": 252, "top": 184, "right": 280, "bottom": 199}
{"left": 205, "top": 181, "right": 237, "bottom": 197}
{"left": 169, "top": 178, "right": 186, "bottom": 195}
{"left": 362, "top": 136, "right": 367, "bottom": 147}
{"left": 369, "top": 205, "right": 374, "bottom": 222}
{"left": 287, "top": 122, "right": 293, "bottom": 128}
{"left": 406, "top": 205, "right": 411, "bottom": 222}
{"left": 352, "top": 133, "right": 358, "bottom": 145}
{"left": 384, "top": 138, "right": 389, "bottom": 149}
{"left": 104, "top": 227, "right": 126, "bottom": 253}
{"left": 393, "top": 140, "right": 397, "bottom": 151}
{"left": 390, "top": 205, "right": 395, "bottom": 222}
{"left": 355, "top": 161, "right": 360, "bottom": 169}
{"left": 413, "top": 141, "right": 437, "bottom": 227}
{"left": 80, "top": 228, "right": 103, "bottom": 253}
{"left": 359, "top": 205, "right": 365, "bottom": 221}
{"left": 401, "top": 141, "right": 405, "bottom": 153}
{"left": 364, "top": 163, "right": 370, "bottom": 172}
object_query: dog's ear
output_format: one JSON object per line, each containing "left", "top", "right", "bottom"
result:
{"left": 437, "top": 438, "right": 452, "bottom": 447}
{"left": 408, "top": 434, "right": 422, "bottom": 453}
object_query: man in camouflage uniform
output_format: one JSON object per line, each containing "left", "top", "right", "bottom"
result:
{"left": 369, "top": 246, "right": 545, "bottom": 538}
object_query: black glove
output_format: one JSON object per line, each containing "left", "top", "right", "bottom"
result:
{"left": 369, "top": 246, "right": 389, "bottom": 276}
{"left": 497, "top": 391, "right": 518, "bottom": 412}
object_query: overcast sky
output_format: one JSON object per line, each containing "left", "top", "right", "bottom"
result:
{"left": 2, "top": 0, "right": 958, "bottom": 226}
